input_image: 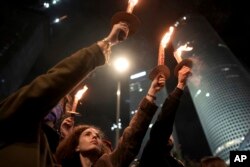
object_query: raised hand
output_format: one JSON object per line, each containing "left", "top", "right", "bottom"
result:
{"left": 147, "top": 73, "right": 166, "bottom": 102}
{"left": 177, "top": 66, "right": 192, "bottom": 90}
{"left": 105, "top": 22, "right": 129, "bottom": 45}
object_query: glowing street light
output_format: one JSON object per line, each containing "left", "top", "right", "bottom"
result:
{"left": 113, "top": 57, "right": 130, "bottom": 73}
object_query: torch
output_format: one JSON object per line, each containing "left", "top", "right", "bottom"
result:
{"left": 149, "top": 26, "right": 174, "bottom": 80}
{"left": 111, "top": 0, "right": 141, "bottom": 41}
{"left": 69, "top": 85, "right": 88, "bottom": 115}
{"left": 173, "top": 43, "right": 193, "bottom": 76}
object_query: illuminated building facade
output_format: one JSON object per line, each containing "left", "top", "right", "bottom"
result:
{"left": 172, "top": 14, "right": 250, "bottom": 163}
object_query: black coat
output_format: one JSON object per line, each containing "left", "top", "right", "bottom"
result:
{"left": 138, "top": 88, "right": 185, "bottom": 167}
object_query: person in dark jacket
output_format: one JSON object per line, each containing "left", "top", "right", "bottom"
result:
{"left": 0, "top": 22, "right": 129, "bottom": 167}
{"left": 55, "top": 73, "right": 167, "bottom": 167}
{"left": 137, "top": 65, "right": 192, "bottom": 167}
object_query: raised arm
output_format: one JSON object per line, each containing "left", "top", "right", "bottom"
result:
{"left": 108, "top": 74, "right": 167, "bottom": 167}
{"left": 150, "top": 66, "right": 191, "bottom": 143}
{"left": 0, "top": 22, "right": 129, "bottom": 136}
{"left": 138, "top": 66, "right": 191, "bottom": 167}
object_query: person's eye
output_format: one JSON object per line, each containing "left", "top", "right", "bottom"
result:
{"left": 84, "top": 132, "right": 91, "bottom": 136}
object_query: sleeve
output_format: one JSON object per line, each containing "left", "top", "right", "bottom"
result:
{"left": 139, "top": 88, "right": 183, "bottom": 164}
{"left": 150, "top": 87, "right": 183, "bottom": 143}
{"left": 0, "top": 43, "right": 105, "bottom": 137}
{"left": 109, "top": 97, "right": 158, "bottom": 167}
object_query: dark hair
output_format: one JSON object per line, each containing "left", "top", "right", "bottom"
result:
{"left": 55, "top": 125, "right": 105, "bottom": 167}
{"left": 200, "top": 156, "right": 227, "bottom": 167}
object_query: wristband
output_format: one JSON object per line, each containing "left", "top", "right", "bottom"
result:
{"left": 101, "top": 38, "right": 112, "bottom": 63}
{"left": 147, "top": 93, "right": 156, "bottom": 100}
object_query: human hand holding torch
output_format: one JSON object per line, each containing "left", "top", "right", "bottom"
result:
{"left": 177, "top": 66, "right": 192, "bottom": 90}
{"left": 111, "top": 0, "right": 140, "bottom": 41}
{"left": 146, "top": 73, "right": 167, "bottom": 102}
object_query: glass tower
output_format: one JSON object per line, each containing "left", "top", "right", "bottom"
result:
{"left": 172, "top": 14, "right": 250, "bottom": 163}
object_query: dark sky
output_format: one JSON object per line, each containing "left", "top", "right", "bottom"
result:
{"left": 1, "top": 0, "right": 250, "bottom": 162}
{"left": 37, "top": 0, "right": 249, "bottom": 72}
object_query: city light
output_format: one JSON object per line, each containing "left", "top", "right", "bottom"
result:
{"left": 113, "top": 57, "right": 129, "bottom": 73}
{"left": 130, "top": 71, "right": 146, "bottom": 80}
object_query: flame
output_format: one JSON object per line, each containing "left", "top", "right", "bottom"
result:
{"left": 127, "top": 0, "right": 138, "bottom": 13}
{"left": 158, "top": 26, "right": 174, "bottom": 65}
{"left": 174, "top": 43, "right": 193, "bottom": 63}
{"left": 161, "top": 26, "right": 174, "bottom": 48}
{"left": 75, "top": 85, "right": 88, "bottom": 100}
{"left": 71, "top": 85, "right": 88, "bottom": 112}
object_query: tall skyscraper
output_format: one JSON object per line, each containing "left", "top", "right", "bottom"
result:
{"left": 172, "top": 14, "right": 250, "bottom": 163}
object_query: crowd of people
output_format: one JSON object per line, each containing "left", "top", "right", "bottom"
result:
{"left": 0, "top": 10, "right": 228, "bottom": 167}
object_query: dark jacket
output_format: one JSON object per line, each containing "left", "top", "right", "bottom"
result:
{"left": 93, "top": 97, "right": 158, "bottom": 167}
{"left": 138, "top": 88, "right": 184, "bottom": 167}
{"left": 0, "top": 44, "right": 105, "bottom": 167}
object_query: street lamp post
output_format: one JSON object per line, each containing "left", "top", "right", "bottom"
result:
{"left": 113, "top": 56, "right": 129, "bottom": 146}
{"left": 115, "top": 80, "right": 121, "bottom": 146}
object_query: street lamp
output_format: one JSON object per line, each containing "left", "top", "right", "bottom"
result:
{"left": 113, "top": 57, "right": 129, "bottom": 146}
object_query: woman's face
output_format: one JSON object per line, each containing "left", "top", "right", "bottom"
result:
{"left": 76, "top": 128, "right": 103, "bottom": 154}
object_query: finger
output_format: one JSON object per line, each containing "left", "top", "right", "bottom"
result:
{"left": 119, "top": 21, "right": 129, "bottom": 27}
{"left": 158, "top": 74, "right": 166, "bottom": 80}
{"left": 120, "top": 27, "right": 129, "bottom": 34}
{"left": 157, "top": 82, "right": 165, "bottom": 87}
{"left": 158, "top": 80, "right": 166, "bottom": 85}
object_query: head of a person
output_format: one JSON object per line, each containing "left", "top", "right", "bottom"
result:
{"left": 56, "top": 125, "right": 108, "bottom": 166}
{"left": 200, "top": 156, "right": 227, "bottom": 167}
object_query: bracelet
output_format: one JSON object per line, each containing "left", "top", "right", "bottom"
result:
{"left": 102, "top": 38, "right": 112, "bottom": 48}
{"left": 101, "top": 38, "right": 112, "bottom": 63}
{"left": 147, "top": 93, "right": 156, "bottom": 100}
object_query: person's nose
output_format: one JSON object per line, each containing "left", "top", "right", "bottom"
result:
{"left": 92, "top": 133, "right": 98, "bottom": 139}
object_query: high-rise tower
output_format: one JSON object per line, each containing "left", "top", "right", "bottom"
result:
{"left": 172, "top": 14, "right": 250, "bottom": 163}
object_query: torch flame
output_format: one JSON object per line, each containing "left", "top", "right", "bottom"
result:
{"left": 161, "top": 26, "right": 174, "bottom": 48}
{"left": 71, "top": 85, "right": 88, "bottom": 112}
{"left": 127, "top": 0, "right": 138, "bottom": 13}
{"left": 75, "top": 85, "right": 88, "bottom": 100}
{"left": 174, "top": 43, "right": 193, "bottom": 63}
{"left": 158, "top": 26, "right": 174, "bottom": 65}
